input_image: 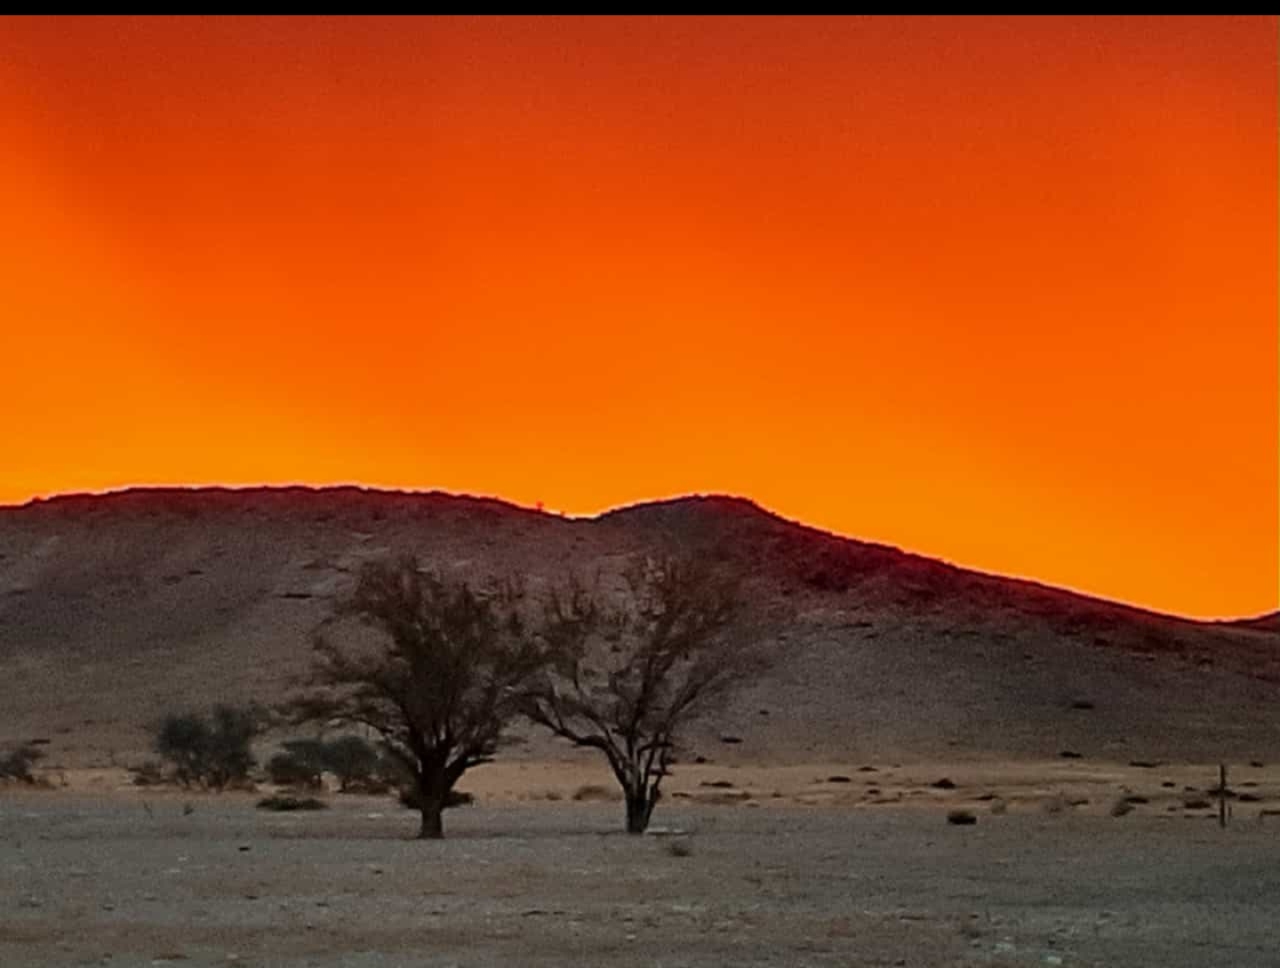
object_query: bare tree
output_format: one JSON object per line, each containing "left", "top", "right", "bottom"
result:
{"left": 524, "top": 555, "right": 766, "bottom": 834}
{"left": 286, "top": 556, "right": 548, "bottom": 839}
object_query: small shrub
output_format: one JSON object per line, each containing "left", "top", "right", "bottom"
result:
{"left": 0, "top": 745, "right": 44, "bottom": 783}
{"left": 267, "top": 739, "right": 328, "bottom": 789}
{"left": 321, "top": 735, "right": 382, "bottom": 792}
{"left": 257, "top": 794, "right": 328, "bottom": 811}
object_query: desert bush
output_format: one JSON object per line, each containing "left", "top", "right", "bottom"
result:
{"left": 0, "top": 744, "right": 43, "bottom": 783}
{"left": 267, "top": 739, "right": 327, "bottom": 790}
{"left": 257, "top": 794, "right": 328, "bottom": 811}
{"left": 153, "top": 704, "right": 263, "bottom": 790}
{"left": 268, "top": 735, "right": 390, "bottom": 793}
{"left": 321, "top": 735, "right": 382, "bottom": 792}
{"left": 1110, "top": 798, "right": 1135, "bottom": 817}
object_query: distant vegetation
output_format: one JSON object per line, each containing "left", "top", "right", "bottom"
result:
{"left": 152, "top": 704, "right": 265, "bottom": 790}
{"left": 267, "top": 735, "right": 392, "bottom": 793}
{"left": 142, "top": 550, "right": 769, "bottom": 839}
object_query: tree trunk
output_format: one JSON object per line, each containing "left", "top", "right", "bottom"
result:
{"left": 418, "top": 796, "right": 445, "bottom": 839}
{"left": 625, "top": 788, "right": 656, "bottom": 835}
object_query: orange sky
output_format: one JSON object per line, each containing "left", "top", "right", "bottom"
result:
{"left": 1, "top": 16, "right": 1276, "bottom": 619}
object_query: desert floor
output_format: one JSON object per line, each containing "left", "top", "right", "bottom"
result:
{"left": 4, "top": 759, "right": 1280, "bottom": 967}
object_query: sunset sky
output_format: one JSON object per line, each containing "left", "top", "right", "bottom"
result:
{"left": 1, "top": 16, "right": 1275, "bottom": 619}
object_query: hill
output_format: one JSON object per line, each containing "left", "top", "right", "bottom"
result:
{"left": 1, "top": 487, "right": 1276, "bottom": 766}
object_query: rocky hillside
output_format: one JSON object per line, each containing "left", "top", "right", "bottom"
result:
{"left": 1, "top": 487, "right": 1277, "bottom": 766}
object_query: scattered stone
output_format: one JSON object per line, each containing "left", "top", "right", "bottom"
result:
{"left": 1059, "top": 751, "right": 1082, "bottom": 759}
{"left": 946, "top": 809, "right": 977, "bottom": 826}
{"left": 931, "top": 778, "right": 956, "bottom": 790}
{"left": 701, "top": 780, "right": 735, "bottom": 789}
{"left": 1129, "top": 760, "right": 1163, "bottom": 769}
{"left": 826, "top": 775, "right": 852, "bottom": 784}
{"left": 719, "top": 736, "right": 743, "bottom": 745}
{"left": 1070, "top": 700, "right": 1094, "bottom": 710}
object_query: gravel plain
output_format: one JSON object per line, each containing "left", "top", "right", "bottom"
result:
{"left": 4, "top": 780, "right": 1280, "bottom": 968}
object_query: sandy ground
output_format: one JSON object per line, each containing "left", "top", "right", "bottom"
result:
{"left": 5, "top": 760, "right": 1280, "bottom": 967}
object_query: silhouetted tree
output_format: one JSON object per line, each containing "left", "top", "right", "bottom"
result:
{"left": 286, "top": 556, "right": 549, "bottom": 839}
{"left": 523, "top": 555, "right": 765, "bottom": 834}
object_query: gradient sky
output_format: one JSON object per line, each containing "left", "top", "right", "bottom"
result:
{"left": 2, "top": 16, "right": 1276, "bottom": 619}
